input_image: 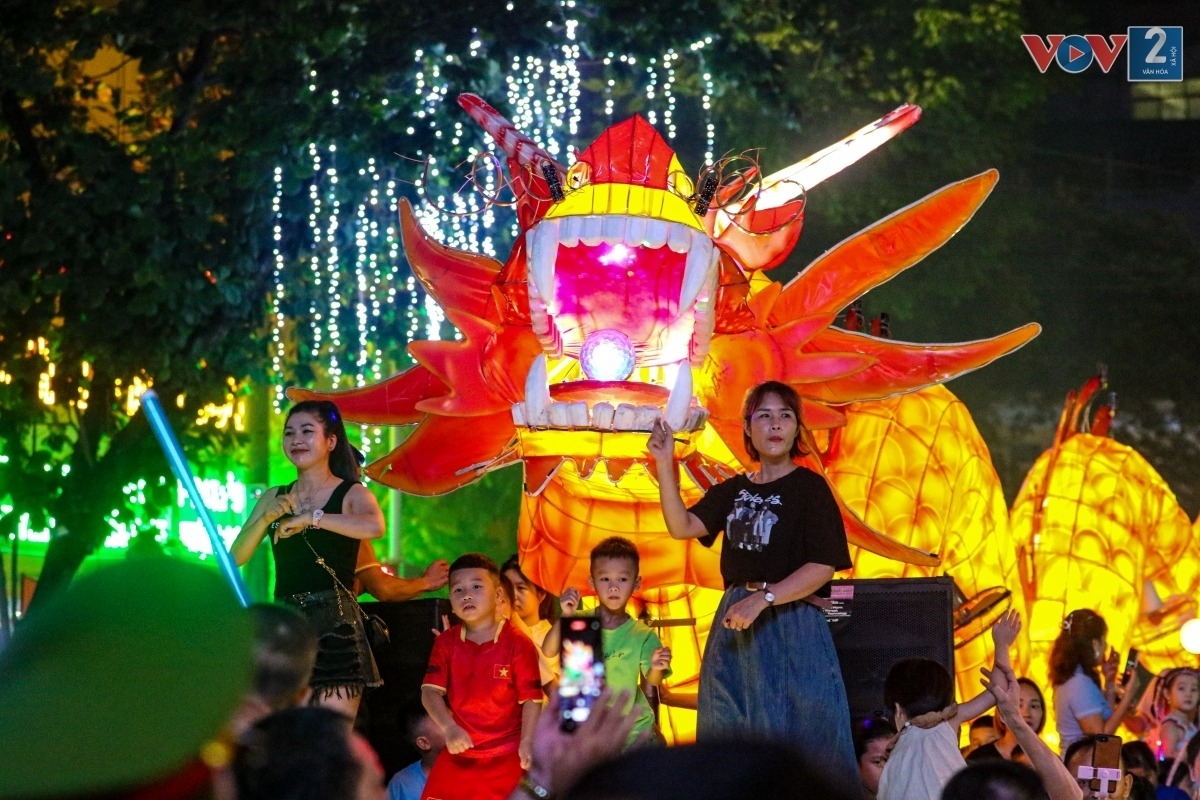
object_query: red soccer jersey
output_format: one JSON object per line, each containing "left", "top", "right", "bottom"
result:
{"left": 422, "top": 619, "right": 542, "bottom": 757}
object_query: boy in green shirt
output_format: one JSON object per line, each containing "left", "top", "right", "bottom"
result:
{"left": 543, "top": 536, "right": 672, "bottom": 747}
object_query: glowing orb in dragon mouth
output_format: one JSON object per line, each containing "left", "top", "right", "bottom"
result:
{"left": 289, "top": 94, "right": 1041, "bottom": 597}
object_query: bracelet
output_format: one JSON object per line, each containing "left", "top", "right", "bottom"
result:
{"left": 518, "top": 775, "right": 553, "bottom": 800}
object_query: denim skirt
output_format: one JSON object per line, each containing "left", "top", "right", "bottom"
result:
{"left": 285, "top": 587, "right": 382, "bottom": 699}
{"left": 697, "top": 585, "right": 859, "bottom": 793}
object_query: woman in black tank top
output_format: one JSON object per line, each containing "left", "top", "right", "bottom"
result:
{"left": 232, "top": 400, "right": 385, "bottom": 720}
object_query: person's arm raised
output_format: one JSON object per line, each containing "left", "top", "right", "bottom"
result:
{"left": 982, "top": 664, "right": 1082, "bottom": 800}
{"left": 948, "top": 610, "right": 1021, "bottom": 727}
{"left": 508, "top": 688, "right": 639, "bottom": 800}
{"left": 540, "top": 587, "right": 579, "bottom": 658}
{"left": 648, "top": 419, "right": 708, "bottom": 540}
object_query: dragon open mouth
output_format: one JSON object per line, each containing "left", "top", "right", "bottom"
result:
{"left": 513, "top": 212, "right": 719, "bottom": 434}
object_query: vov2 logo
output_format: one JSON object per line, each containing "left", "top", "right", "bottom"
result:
{"left": 1021, "top": 27, "right": 1183, "bottom": 81}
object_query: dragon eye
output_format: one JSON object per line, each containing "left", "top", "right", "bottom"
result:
{"left": 566, "top": 161, "right": 591, "bottom": 190}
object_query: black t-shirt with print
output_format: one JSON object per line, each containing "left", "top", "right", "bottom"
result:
{"left": 688, "top": 467, "right": 851, "bottom": 587}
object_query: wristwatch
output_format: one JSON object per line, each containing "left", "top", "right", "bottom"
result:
{"left": 518, "top": 775, "right": 553, "bottom": 799}
{"left": 311, "top": 509, "right": 324, "bottom": 529}
{"left": 763, "top": 586, "right": 776, "bottom": 605}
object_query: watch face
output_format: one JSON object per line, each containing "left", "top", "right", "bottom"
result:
{"left": 764, "top": 591, "right": 775, "bottom": 604}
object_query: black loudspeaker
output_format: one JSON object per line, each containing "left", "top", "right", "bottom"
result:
{"left": 360, "top": 598, "right": 450, "bottom": 780}
{"left": 826, "top": 577, "right": 956, "bottom": 722}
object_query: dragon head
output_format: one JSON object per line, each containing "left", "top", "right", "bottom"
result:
{"left": 290, "top": 94, "right": 1040, "bottom": 573}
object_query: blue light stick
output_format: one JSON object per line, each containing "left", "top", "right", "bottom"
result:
{"left": 139, "top": 389, "right": 252, "bottom": 607}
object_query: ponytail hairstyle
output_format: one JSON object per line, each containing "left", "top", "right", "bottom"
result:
{"left": 285, "top": 400, "right": 364, "bottom": 483}
{"left": 1048, "top": 609, "right": 1107, "bottom": 688}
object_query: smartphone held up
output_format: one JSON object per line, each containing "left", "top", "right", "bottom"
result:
{"left": 1077, "top": 734, "right": 1122, "bottom": 795}
{"left": 558, "top": 616, "right": 605, "bottom": 732}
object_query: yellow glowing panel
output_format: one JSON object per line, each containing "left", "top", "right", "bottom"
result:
{"left": 1012, "top": 432, "right": 1194, "bottom": 749}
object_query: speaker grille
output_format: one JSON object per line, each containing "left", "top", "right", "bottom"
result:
{"left": 360, "top": 598, "right": 451, "bottom": 779}
{"left": 826, "top": 577, "right": 955, "bottom": 721}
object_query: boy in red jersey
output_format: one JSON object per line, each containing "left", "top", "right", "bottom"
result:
{"left": 421, "top": 554, "right": 542, "bottom": 800}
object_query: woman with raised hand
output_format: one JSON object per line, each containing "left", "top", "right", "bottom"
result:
{"left": 1049, "top": 609, "right": 1140, "bottom": 755}
{"left": 648, "top": 380, "right": 858, "bottom": 794}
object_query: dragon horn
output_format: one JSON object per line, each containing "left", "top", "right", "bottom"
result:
{"left": 458, "top": 94, "right": 563, "bottom": 175}
{"left": 723, "top": 104, "right": 922, "bottom": 219}
{"left": 458, "top": 93, "right": 564, "bottom": 225}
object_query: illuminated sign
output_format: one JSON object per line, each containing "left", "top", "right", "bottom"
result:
{"left": 3, "top": 471, "right": 258, "bottom": 558}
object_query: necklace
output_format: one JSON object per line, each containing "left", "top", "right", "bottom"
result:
{"left": 293, "top": 476, "right": 338, "bottom": 513}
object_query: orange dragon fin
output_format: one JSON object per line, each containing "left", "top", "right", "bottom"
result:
{"left": 798, "top": 325, "right": 1041, "bottom": 404}
{"left": 286, "top": 367, "right": 446, "bottom": 426}
{"left": 772, "top": 170, "right": 1000, "bottom": 324}
{"left": 400, "top": 198, "right": 504, "bottom": 321}
{"left": 365, "top": 411, "right": 516, "bottom": 495}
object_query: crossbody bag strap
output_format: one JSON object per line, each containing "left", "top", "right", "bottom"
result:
{"left": 301, "top": 533, "right": 370, "bottom": 623}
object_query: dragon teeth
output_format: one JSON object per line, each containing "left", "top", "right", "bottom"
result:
{"left": 679, "top": 233, "right": 716, "bottom": 312}
{"left": 626, "top": 216, "right": 648, "bottom": 246}
{"left": 528, "top": 214, "right": 719, "bottom": 315}
{"left": 523, "top": 354, "right": 551, "bottom": 427}
{"left": 525, "top": 213, "right": 721, "bottom": 366}
{"left": 643, "top": 219, "right": 669, "bottom": 249}
{"left": 580, "top": 215, "right": 605, "bottom": 246}
{"left": 667, "top": 222, "right": 692, "bottom": 253}
{"left": 559, "top": 215, "right": 582, "bottom": 247}
{"left": 509, "top": 396, "right": 704, "bottom": 434}
{"left": 664, "top": 363, "right": 694, "bottom": 431}
{"left": 591, "top": 402, "right": 615, "bottom": 429}
{"left": 526, "top": 224, "right": 557, "bottom": 305}
{"left": 602, "top": 215, "right": 626, "bottom": 242}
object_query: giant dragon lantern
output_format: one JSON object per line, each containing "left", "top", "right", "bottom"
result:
{"left": 1012, "top": 372, "right": 1197, "bottom": 748}
{"left": 292, "top": 95, "right": 1041, "bottom": 739}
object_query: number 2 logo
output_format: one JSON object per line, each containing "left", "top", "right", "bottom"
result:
{"left": 1142, "top": 26, "right": 1168, "bottom": 65}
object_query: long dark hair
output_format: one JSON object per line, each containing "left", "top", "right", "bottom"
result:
{"left": 1048, "top": 609, "right": 1107, "bottom": 688}
{"left": 741, "top": 380, "right": 809, "bottom": 461}
{"left": 285, "top": 400, "right": 363, "bottom": 483}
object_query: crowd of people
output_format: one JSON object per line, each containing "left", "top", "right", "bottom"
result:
{"left": 4, "top": 385, "right": 1200, "bottom": 800}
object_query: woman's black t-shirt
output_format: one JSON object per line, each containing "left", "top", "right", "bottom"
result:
{"left": 688, "top": 467, "right": 851, "bottom": 587}
{"left": 270, "top": 479, "right": 359, "bottom": 600}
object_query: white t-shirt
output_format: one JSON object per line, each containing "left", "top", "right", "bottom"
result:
{"left": 527, "top": 618, "right": 560, "bottom": 687}
{"left": 878, "top": 722, "right": 966, "bottom": 800}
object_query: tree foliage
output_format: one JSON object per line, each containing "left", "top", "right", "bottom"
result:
{"left": 0, "top": 0, "right": 565, "bottom": 601}
{"left": 4, "top": 0, "right": 1196, "bottom": 607}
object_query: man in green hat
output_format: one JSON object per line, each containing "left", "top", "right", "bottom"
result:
{"left": 0, "top": 556, "right": 256, "bottom": 799}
